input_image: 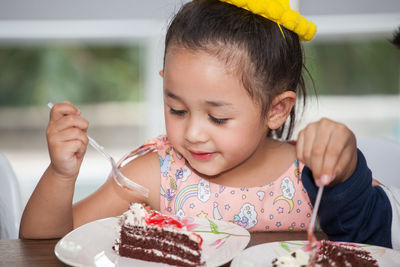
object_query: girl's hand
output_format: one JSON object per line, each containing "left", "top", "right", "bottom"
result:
{"left": 46, "top": 102, "right": 89, "bottom": 180}
{"left": 296, "top": 118, "right": 358, "bottom": 187}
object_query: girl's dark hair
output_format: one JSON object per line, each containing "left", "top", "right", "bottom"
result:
{"left": 164, "top": 0, "right": 308, "bottom": 140}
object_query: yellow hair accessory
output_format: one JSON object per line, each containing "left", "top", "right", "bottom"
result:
{"left": 219, "top": 0, "right": 316, "bottom": 41}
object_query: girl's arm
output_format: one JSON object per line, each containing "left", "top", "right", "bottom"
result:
{"left": 19, "top": 102, "right": 161, "bottom": 238}
{"left": 20, "top": 152, "right": 160, "bottom": 239}
{"left": 71, "top": 151, "right": 161, "bottom": 229}
{"left": 20, "top": 102, "right": 89, "bottom": 238}
{"left": 302, "top": 150, "right": 393, "bottom": 248}
{"left": 19, "top": 166, "right": 77, "bottom": 238}
{"left": 296, "top": 118, "right": 394, "bottom": 248}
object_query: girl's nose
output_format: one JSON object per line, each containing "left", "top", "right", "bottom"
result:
{"left": 184, "top": 118, "right": 208, "bottom": 144}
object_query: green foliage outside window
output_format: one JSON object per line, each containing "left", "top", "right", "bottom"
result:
{"left": 304, "top": 39, "right": 400, "bottom": 95}
{"left": 0, "top": 44, "right": 144, "bottom": 107}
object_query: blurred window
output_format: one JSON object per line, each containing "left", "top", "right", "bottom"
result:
{"left": 0, "top": 45, "right": 145, "bottom": 107}
{"left": 304, "top": 39, "right": 400, "bottom": 95}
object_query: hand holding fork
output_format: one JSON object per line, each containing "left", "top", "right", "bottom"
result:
{"left": 47, "top": 102, "right": 149, "bottom": 197}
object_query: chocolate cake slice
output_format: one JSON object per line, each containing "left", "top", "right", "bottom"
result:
{"left": 272, "top": 240, "right": 379, "bottom": 267}
{"left": 113, "top": 203, "right": 204, "bottom": 267}
{"left": 312, "top": 240, "right": 379, "bottom": 267}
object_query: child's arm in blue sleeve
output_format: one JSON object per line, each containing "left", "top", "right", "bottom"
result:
{"left": 302, "top": 149, "right": 393, "bottom": 248}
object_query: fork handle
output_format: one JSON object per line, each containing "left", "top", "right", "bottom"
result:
{"left": 87, "top": 136, "right": 113, "bottom": 162}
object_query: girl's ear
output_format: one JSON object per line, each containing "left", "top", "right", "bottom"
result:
{"left": 159, "top": 70, "right": 164, "bottom": 77}
{"left": 266, "top": 91, "right": 296, "bottom": 130}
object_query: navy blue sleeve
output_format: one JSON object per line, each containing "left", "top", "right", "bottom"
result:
{"left": 302, "top": 149, "right": 393, "bottom": 248}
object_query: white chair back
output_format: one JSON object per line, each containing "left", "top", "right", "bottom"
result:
{"left": 358, "top": 137, "right": 400, "bottom": 187}
{"left": 0, "top": 153, "right": 23, "bottom": 239}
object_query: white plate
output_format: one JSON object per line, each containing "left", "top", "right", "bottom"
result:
{"left": 55, "top": 216, "right": 250, "bottom": 267}
{"left": 230, "top": 240, "right": 400, "bottom": 267}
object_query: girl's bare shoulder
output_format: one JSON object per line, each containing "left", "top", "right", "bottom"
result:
{"left": 121, "top": 151, "right": 161, "bottom": 208}
{"left": 72, "top": 151, "right": 161, "bottom": 227}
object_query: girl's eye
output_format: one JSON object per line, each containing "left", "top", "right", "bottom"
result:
{"left": 169, "top": 108, "right": 187, "bottom": 116}
{"left": 209, "top": 115, "right": 228, "bottom": 125}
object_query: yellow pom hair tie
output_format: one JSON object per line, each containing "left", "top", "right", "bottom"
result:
{"left": 219, "top": 0, "right": 317, "bottom": 41}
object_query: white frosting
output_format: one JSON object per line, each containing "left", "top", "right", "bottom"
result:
{"left": 273, "top": 249, "right": 310, "bottom": 267}
{"left": 123, "top": 203, "right": 147, "bottom": 226}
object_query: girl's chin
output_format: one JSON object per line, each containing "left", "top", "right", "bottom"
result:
{"left": 188, "top": 162, "right": 225, "bottom": 178}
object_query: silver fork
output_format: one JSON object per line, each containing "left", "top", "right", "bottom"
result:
{"left": 47, "top": 102, "right": 149, "bottom": 197}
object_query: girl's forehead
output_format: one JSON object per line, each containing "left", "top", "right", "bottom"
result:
{"left": 165, "top": 47, "right": 227, "bottom": 77}
{"left": 165, "top": 44, "right": 247, "bottom": 73}
{"left": 164, "top": 47, "right": 241, "bottom": 88}
{"left": 163, "top": 47, "right": 260, "bottom": 110}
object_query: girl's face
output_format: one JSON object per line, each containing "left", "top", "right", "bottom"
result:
{"left": 162, "top": 47, "right": 267, "bottom": 177}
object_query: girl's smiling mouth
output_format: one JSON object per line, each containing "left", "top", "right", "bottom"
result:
{"left": 189, "top": 150, "right": 215, "bottom": 161}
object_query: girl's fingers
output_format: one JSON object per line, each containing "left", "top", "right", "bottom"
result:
{"left": 318, "top": 132, "right": 343, "bottom": 185}
{"left": 49, "top": 138, "right": 87, "bottom": 174}
{"left": 55, "top": 140, "right": 85, "bottom": 160}
{"left": 48, "top": 114, "right": 89, "bottom": 134}
{"left": 49, "top": 102, "right": 81, "bottom": 121}
{"left": 332, "top": 132, "right": 357, "bottom": 183}
{"left": 47, "top": 103, "right": 89, "bottom": 141}
{"left": 319, "top": 123, "right": 356, "bottom": 185}
{"left": 309, "top": 123, "right": 335, "bottom": 182}
{"left": 49, "top": 127, "right": 89, "bottom": 148}
{"left": 46, "top": 102, "right": 89, "bottom": 178}
{"left": 299, "top": 123, "right": 317, "bottom": 165}
{"left": 298, "top": 118, "right": 357, "bottom": 187}
{"left": 75, "top": 143, "right": 87, "bottom": 159}
{"left": 50, "top": 140, "right": 87, "bottom": 175}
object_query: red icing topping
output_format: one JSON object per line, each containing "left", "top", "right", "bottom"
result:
{"left": 145, "top": 211, "right": 183, "bottom": 228}
{"left": 144, "top": 211, "right": 203, "bottom": 247}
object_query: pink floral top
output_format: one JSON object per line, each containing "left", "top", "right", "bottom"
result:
{"left": 120, "top": 135, "right": 313, "bottom": 232}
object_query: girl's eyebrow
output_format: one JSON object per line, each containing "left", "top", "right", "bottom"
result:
{"left": 164, "top": 89, "right": 181, "bottom": 101}
{"left": 164, "top": 89, "right": 232, "bottom": 107}
{"left": 205, "top": 100, "right": 232, "bottom": 107}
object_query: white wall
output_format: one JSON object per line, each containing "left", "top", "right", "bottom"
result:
{"left": 0, "top": 0, "right": 399, "bottom": 20}
{"left": 0, "top": 0, "right": 187, "bottom": 20}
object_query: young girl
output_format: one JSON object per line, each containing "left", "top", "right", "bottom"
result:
{"left": 20, "top": 0, "right": 396, "bottom": 249}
